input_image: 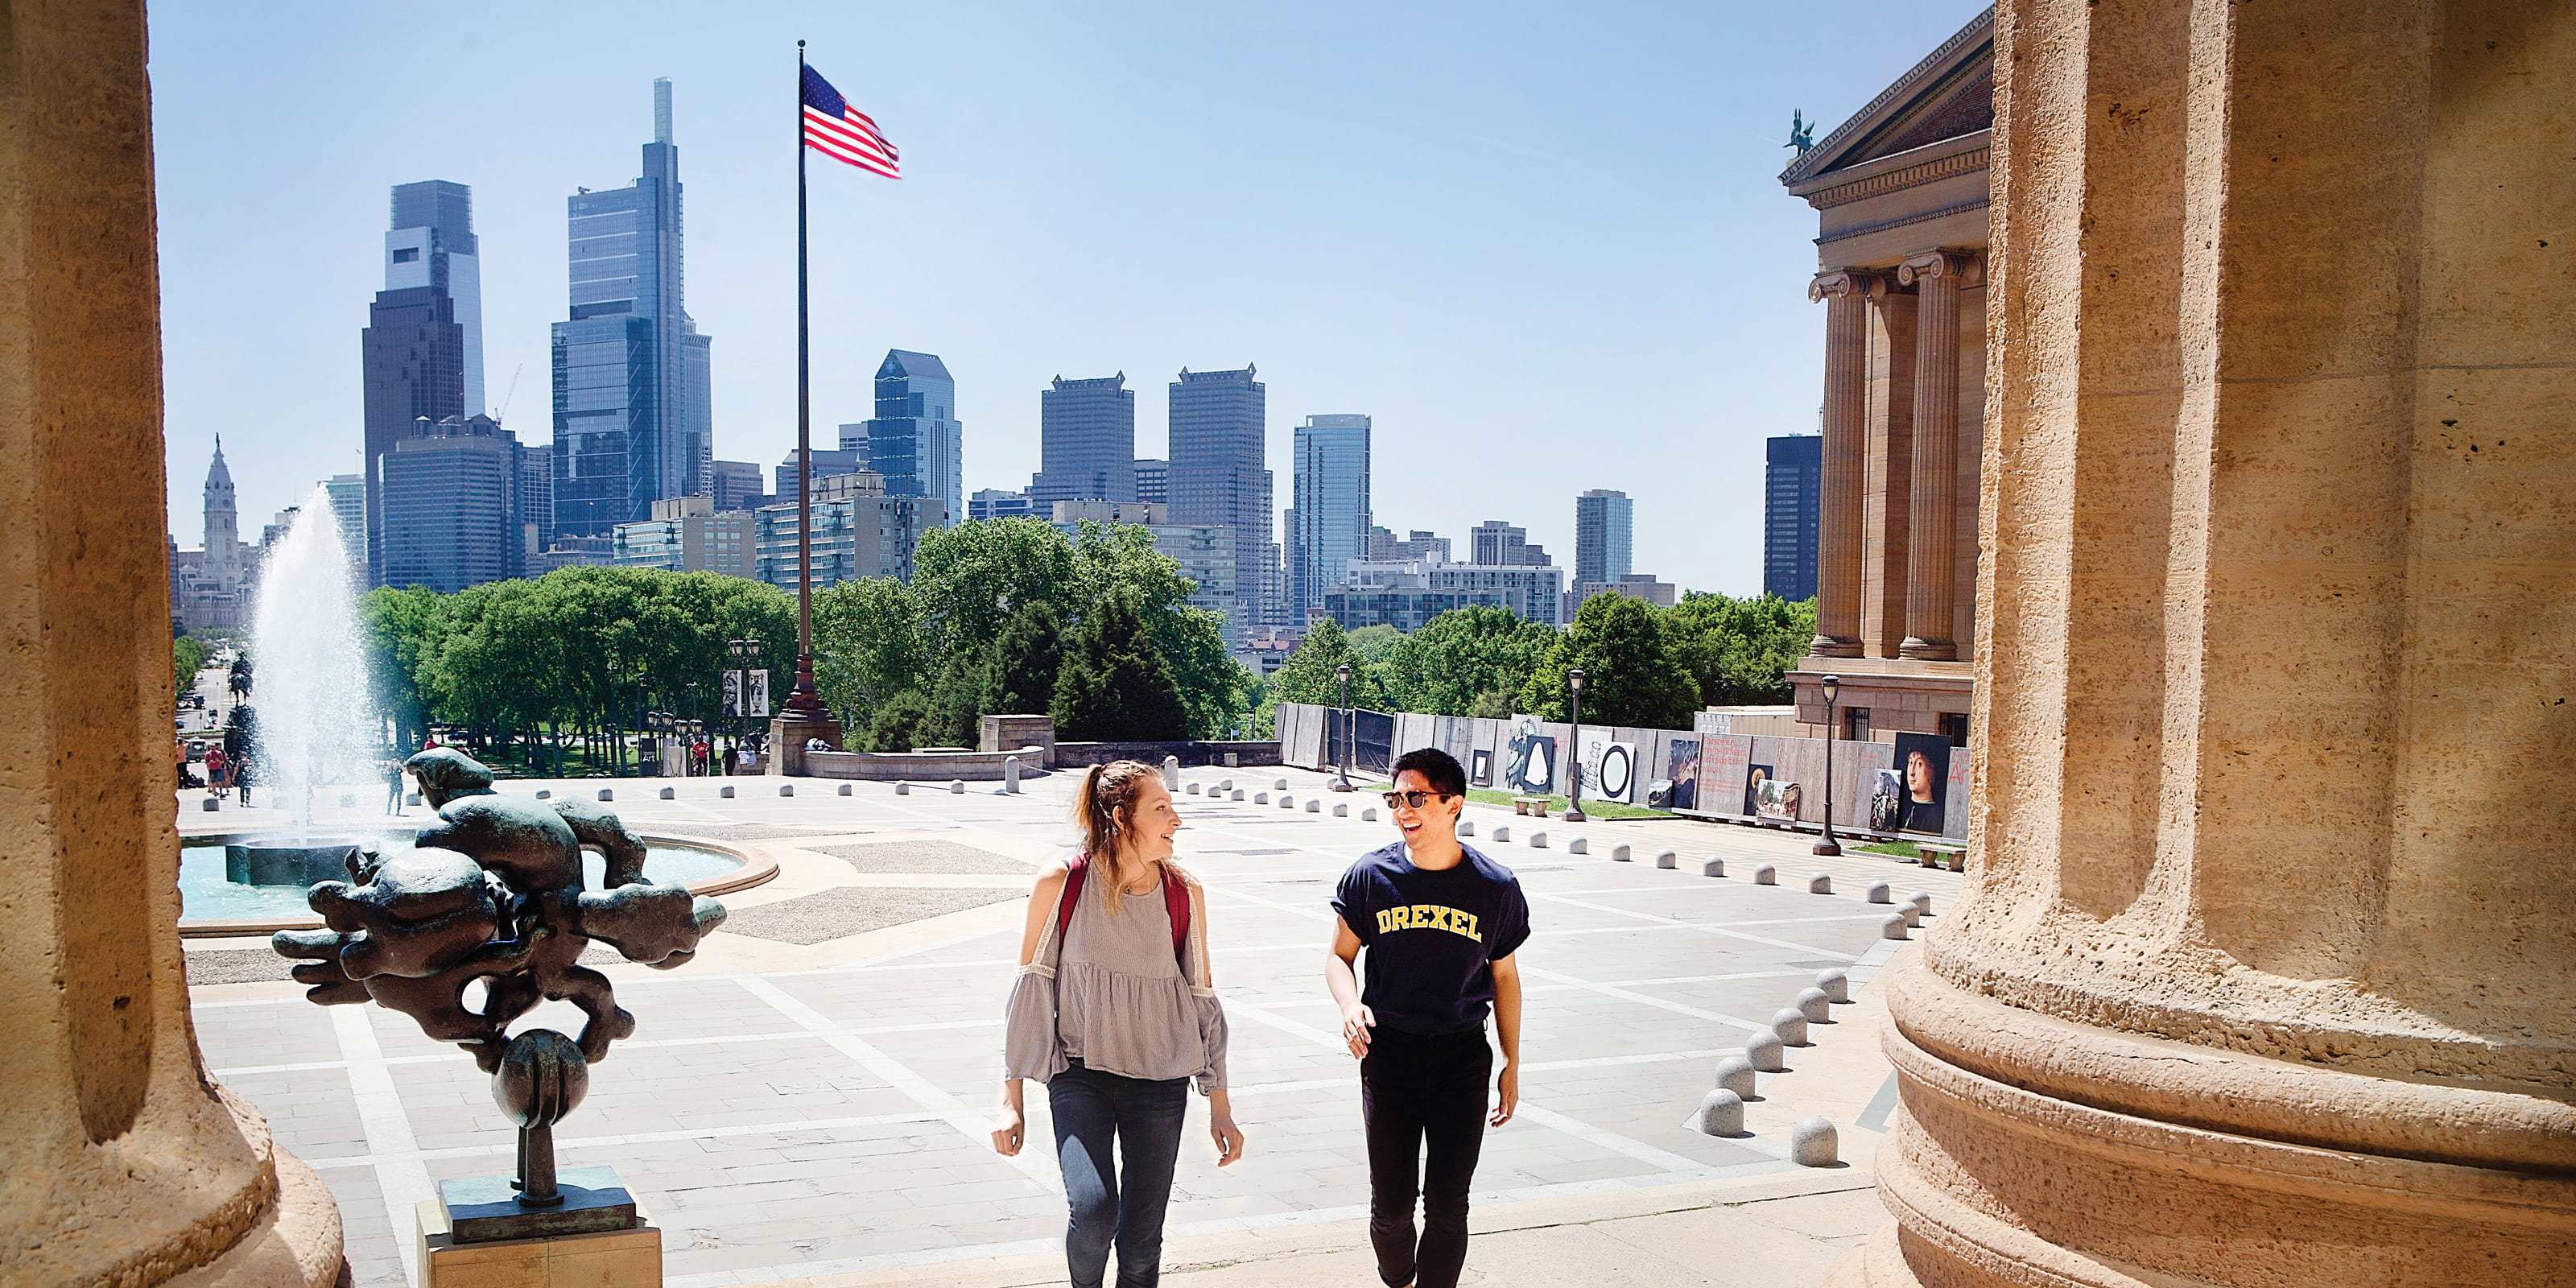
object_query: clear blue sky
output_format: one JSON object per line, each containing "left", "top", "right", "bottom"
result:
{"left": 150, "top": 0, "right": 1986, "bottom": 597}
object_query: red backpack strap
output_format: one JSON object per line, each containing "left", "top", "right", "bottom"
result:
{"left": 1055, "top": 856, "right": 1090, "bottom": 943}
{"left": 1162, "top": 869, "right": 1191, "bottom": 972}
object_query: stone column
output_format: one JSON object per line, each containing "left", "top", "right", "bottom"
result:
{"left": 1806, "top": 270, "right": 1878, "bottom": 658}
{"left": 1895, "top": 251, "right": 1975, "bottom": 661}
{"left": 0, "top": 4, "right": 341, "bottom": 1284}
{"left": 1829, "top": 1, "right": 2576, "bottom": 1285}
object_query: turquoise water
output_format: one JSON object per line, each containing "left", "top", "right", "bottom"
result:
{"left": 179, "top": 840, "right": 743, "bottom": 923}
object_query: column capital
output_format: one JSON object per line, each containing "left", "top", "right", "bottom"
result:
{"left": 1807, "top": 268, "right": 1888, "bottom": 303}
{"left": 1897, "top": 249, "right": 1984, "bottom": 287}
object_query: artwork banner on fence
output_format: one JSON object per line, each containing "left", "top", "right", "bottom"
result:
{"left": 1744, "top": 762, "right": 1777, "bottom": 817}
{"left": 1892, "top": 733, "right": 1951, "bottom": 835}
{"left": 1579, "top": 736, "right": 1640, "bottom": 803}
{"left": 1752, "top": 777, "right": 1802, "bottom": 823}
{"left": 1505, "top": 715, "right": 1555, "bottom": 796}
{"left": 1654, "top": 738, "right": 1700, "bottom": 811}
{"left": 1471, "top": 748, "right": 1493, "bottom": 786}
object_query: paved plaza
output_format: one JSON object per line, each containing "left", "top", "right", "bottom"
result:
{"left": 184, "top": 764, "right": 1962, "bottom": 1287}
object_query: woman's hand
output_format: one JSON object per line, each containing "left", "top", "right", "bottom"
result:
{"left": 1208, "top": 1092, "right": 1247, "bottom": 1166}
{"left": 992, "top": 1104, "right": 1025, "bottom": 1156}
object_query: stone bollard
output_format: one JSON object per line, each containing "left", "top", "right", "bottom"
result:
{"left": 1305, "top": 799, "right": 1319, "bottom": 812}
{"left": 1816, "top": 968, "right": 1851, "bottom": 1004}
{"left": 1459, "top": 819, "right": 1474, "bottom": 836}
{"left": 1794, "top": 987, "right": 1834, "bottom": 1024}
{"left": 597, "top": 788, "right": 614, "bottom": 802}
{"left": 1332, "top": 803, "right": 1348, "bottom": 817}
{"left": 1254, "top": 792, "right": 1269, "bottom": 805}
{"left": 1567, "top": 837, "right": 1587, "bottom": 855}
{"left": 1656, "top": 850, "right": 1678, "bottom": 869}
{"left": 535, "top": 790, "right": 552, "bottom": 801}
{"left": 1004, "top": 756, "right": 1022, "bottom": 794}
{"left": 951, "top": 780, "right": 966, "bottom": 794}
{"left": 1753, "top": 864, "right": 1777, "bottom": 886}
{"left": 1900, "top": 903, "right": 1923, "bottom": 928}
{"left": 1684, "top": 1088, "right": 1745, "bottom": 1137}
{"left": 1882, "top": 913, "right": 1910, "bottom": 940}
{"left": 1360, "top": 807, "right": 1377, "bottom": 822}
{"left": 838, "top": 782, "right": 853, "bottom": 796}
{"left": 1790, "top": 1117, "right": 1839, "bottom": 1167}
{"left": 1746, "top": 1031, "right": 1789, "bottom": 1073}
{"left": 1809, "top": 873, "right": 1833, "bottom": 895}
{"left": 1529, "top": 831, "right": 1548, "bottom": 848}
{"left": 1492, "top": 825, "right": 1512, "bottom": 844}
{"left": 780, "top": 784, "right": 795, "bottom": 797}
{"left": 1611, "top": 844, "right": 1632, "bottom": 862}
{"left": 658, "top": 786, "right": 675, "bottom": 800}
{"left": 1866, "top": 881, "right": 1892, "bottom": 904}
{"left": 1703, "top": 857, "right": 1727, "bottom": 877}
{"left": 1274, "top": 777, "right": 1287, "bottom": 791}
{"left": 1232, "top": 790, "right": 1246, "bottom": 802}
{"left": 1162, "top": 755, "right": 1180, "bottom": 790}
{"left": 1187, "top": 782, "right": 1201, "bottom": 795}
{"left": 1773, "top": 1009, "right": 1810, "bottom": 1046}
{"left": 720, "top": 785, "right": 735, "bottom": 799}
{"left": 200, "top": 796, "right": 219, "bottom": 811}
{"left": 1712, "top": 1055, "right": 1758, "bottom": 1100}
{"left": 1219, "top": 778, "right": 1233, "bottom": 792}
{"left": 1280, "top": 795, "right": 1295, "bottom": 809}
{"left": 895, "top": 781, "right": 909, "bottom": 795}
{"left": 1908, "top": 891, "right": 1934, "bottom": 917}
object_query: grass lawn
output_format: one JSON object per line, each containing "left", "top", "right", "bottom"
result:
{"left": 1858, "top": 840, "right": 1924, "bottom": 860}
{"left": 1349, "top": 781, "right": 1677, "bottom": 821}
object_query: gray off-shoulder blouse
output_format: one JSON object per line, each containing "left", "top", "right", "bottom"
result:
{"left": 1002, "top": 863, "right": 1229, "bottom": 1093}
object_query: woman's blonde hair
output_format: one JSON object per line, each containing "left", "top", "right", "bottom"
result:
{"left": 1072, "top": 759, "right": 1162, "bottom": 916}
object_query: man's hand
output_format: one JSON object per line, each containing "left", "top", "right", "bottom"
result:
{"left": 1490, "top": 1063, "right": 1518, "bottom": 1126}
{"left": 992, "top": 1105, "right": 1025, "bottom": 1156}
{"left": 1341, "top": 1004, "right": 1377, "bottom": 1059}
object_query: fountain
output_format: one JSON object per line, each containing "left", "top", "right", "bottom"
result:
{"left": 229, "top": 485, "right": 374, "bottom": 885}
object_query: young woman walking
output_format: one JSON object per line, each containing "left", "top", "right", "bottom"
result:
{"left": 997, "top": 760, "right": 1245, "bottom": 1288}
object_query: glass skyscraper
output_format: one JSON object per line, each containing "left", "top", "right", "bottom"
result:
{"left": 1764, "top": 435, "right": 1822, "bottom": 601}
{"left": 1030, "top": 374, "right": 1136, "bottom": 505}
{"left": 861, "top": 349, "right": 961, "bottom": 527}
{"left": 551, "top": 78, "right": 714, "bottom": 538}
{"left": 1575, "top": 489, "right": 1635, "bottom": 588}
{"left": 361, "top": 180, "right": 481, "bottom": 587}
{"left": 1286, "top": 414, "right": 1372, "bottom": 619}
{"left": 1169, "top": 365, "right": 1277, "bottom": 633}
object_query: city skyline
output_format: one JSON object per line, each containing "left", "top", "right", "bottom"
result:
{"left": 147, "top": 0, "right": 1988, "bottom": 597}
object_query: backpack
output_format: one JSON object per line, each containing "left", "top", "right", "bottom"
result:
{"left": 1056, "top": 856, "right": 1191, "bottom": 976}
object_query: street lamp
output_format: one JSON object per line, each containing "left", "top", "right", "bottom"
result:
{"left": 1563, "top": 668, "right": 1587, "bottom": 823}
{"left": 725, "top": 638, "right": 762, "bottom": 775}
{"left": 1331, "top": 663, "right": 1355, "bottom": 791}
{"left": 1814, "top": 674, "right": 1843, "bottom": 857}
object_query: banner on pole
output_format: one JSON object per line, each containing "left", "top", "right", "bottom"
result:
{"left": 721, "top": 670, "right": 744, "bottom": 717}
{"left": 749, "top": 669, "right": 773, "bottom": 717}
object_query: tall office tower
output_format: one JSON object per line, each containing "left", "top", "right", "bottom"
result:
{"left": 324, "top": 473, "right": 368, "bottom": 589}
{"left": 1167, "top": 365, "right": 1277, "bottom": 630}
{"left": 862, "top": 350, "right": 961, "bottom": 527}
{"left": 551, "top": 79, "right": 716, "bottom": 539}
{"left": 834, "top": 423, "right": 869, "bottom": 464}
{"left": 1763, "top": 435, "right": 1822, "bottom": 601}
{"left": 361, "top": 180, "right": 481, "bottom": 586}
{"left": 1133, "top": 458, "right": 1168, "bottom": 506}
{"left": 1574, "top": 489, "right": 1634, "bottom": 588}
{"left": 379, "top": 415, "right": 530, "bottom": 592}
{"left": 776, "top": 448, "right": 865, "bottom": 503}
{"left": 709, "top": 460, "right": 766, "bottom": 512}
{"left": 1469, "top": 519, "right": 1552, "bottom": 568}
{"left": 517, "top": 451, "right": 555, "bottom": 556}
{"left": 1029, "top": 374, "right": 1136, "bottom": 505}
{"left": 1286, "top": 415, "right": 1372, "bottom": 618}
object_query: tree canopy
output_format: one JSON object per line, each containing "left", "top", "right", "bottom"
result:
{"left": 1516, "top": 592, "right": 1703, "bottom": 729}
{"left": 1380, "top": 605, "right": 1554, "bottom": 716}
{"left": 1662, "top": 592, "right": 1815, "bottom": 706}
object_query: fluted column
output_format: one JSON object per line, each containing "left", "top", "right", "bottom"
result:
{"left": 1828, "top": 2, "right": 2576, "bottom": 1286}
{"left": 1806, "top": 269, "right": 1878, "bottom": 658}
{"left": 1896, "top": 250, "right": 1975, "bottom": 661}
{"left": 1, "top": 4, "right": 341, "bottom": 1284}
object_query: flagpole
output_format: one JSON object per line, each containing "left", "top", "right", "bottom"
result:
{"left": 786, "top": 39, "right": 826, "bottom": 728}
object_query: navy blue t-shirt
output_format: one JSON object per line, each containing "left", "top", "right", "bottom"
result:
{"left": 1331, "top": 841, "right": 1532, "bottom": 1037}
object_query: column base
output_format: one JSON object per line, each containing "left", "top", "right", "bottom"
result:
{"left": 166, "top": 1145, "right": 348, "bottom": 1288}
{"left": 1897, "top": 637, "right": 1957, "bottom": 661}
{"left": 1810, "top": 635, "right": 1865, "bottom": 658}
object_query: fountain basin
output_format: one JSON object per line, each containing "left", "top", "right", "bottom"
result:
{"left": 224, "top": 841, "right": 365, "bottom": 887}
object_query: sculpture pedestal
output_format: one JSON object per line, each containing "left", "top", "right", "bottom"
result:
{"left": 768, "top": 713, "right": 843, "bottom": 776}
{"left": 415, "top": 1197, "right": 659, "bottom": 1288}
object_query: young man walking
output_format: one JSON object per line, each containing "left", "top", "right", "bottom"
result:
{"left": 1327, "top": 747, "right": 1528, "bottom": 1288}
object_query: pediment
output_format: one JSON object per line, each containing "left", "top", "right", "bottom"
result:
{"left": 1781, "top": 8, "right": 1995, "bottom": 188}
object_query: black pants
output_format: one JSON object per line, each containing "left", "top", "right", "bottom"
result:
{"left": 1360, "top": 1028, "right": 1491, "bottom": 1288}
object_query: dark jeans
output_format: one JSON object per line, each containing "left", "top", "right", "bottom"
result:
{"left": 1361, "top": 1028, "right": 1492, "bottom": 1288}
{"left": 1049, "top": 1059, "right": 1189, "bottom": 1288}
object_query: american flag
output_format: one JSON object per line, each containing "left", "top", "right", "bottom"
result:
{"left": 802, "top": 64, "right": 899, "bottom": 179}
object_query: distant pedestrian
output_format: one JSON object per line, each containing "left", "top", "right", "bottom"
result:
{"left": 997, "top": 760, "right": 1244, "bottom": 1288}
{"left": 386, "top": 760, "right": 407, "bottom": 815}
{"left": 1327, "top": 747, "right": 1529, "bottom": 1288}
{"left": 205, "top": 745, "right": 229, "bottom": 798}
{"left": 234, "top": 756, "right": 254, "bottom": 807}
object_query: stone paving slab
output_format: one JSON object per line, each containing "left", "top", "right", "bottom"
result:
{"left": 189, "top": 763, "right": 1956, "bottom": 1287}
{"left": 814, "top": 840, "right": 1036, "bottom": 877}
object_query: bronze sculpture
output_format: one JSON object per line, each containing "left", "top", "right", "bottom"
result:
{"left": 272, "top": 748, "right": 725, "bottom": 1236}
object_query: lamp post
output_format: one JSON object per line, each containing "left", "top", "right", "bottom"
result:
{"left": 1563, "top": 667, "right": 1587, "bottom": 823}
{"left": 1814, "top": 674, "right": 1843, "bottom": 857}
{"left": 726, "top": 638, "right": 762, "bottom": 775}
{"left": 1331, "top": 663, "right": 1355, "bottom": 791}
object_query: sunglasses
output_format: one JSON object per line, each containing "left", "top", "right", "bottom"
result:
{"left": 1381, "top": 790, "right": 1456, "bottom": 810}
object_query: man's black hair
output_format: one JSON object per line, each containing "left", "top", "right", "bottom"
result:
{"left": 1390, "top": 747, "right": 1467, "bottom": 799}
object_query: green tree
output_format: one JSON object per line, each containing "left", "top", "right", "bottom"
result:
{"left": 1517, "top": 592, "right": 1701, "bottom": 729}
{"left": 988, "top": 600, "right": 1064, "bottom": 716}
{"left": 1663, "top": 592, "right": 1816, "bottom": 705}
{"left": 861, "top": 688, "right": 934, "bottom": 752}
{"left": 173, "top": 634, "right": 210, "bottom": 707}
{"left": 811, "top": 576, "right": 930, "bottom": 729}
{"left": 357, "top": 586, "right": 445, "bottom": 750}
{"left": 1052, "top": 592, "right": 1188, "bottom": 741}
{"left": 910, "top": 518, "right": 1079, "bottom": 658}
{"left": 1381, "top": 605, "right": 1554, "bottom": 716}
{"left": 921, "top": 650, "right": 995, "bottom": 749}
{"left": 1253, "top": 618, "right": 1386, "bottom": 734}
